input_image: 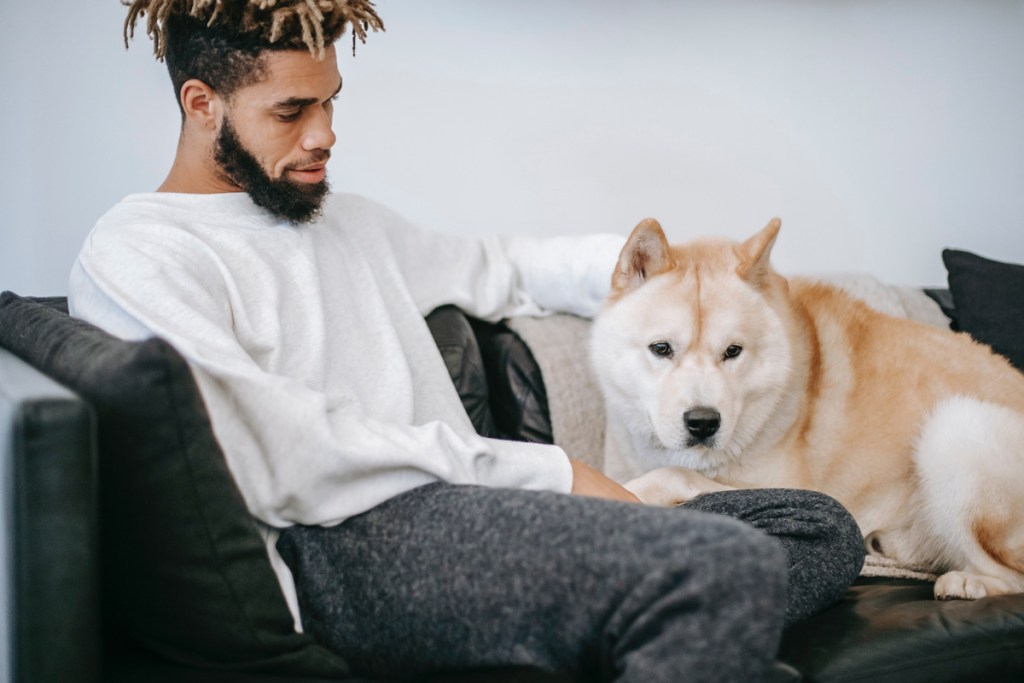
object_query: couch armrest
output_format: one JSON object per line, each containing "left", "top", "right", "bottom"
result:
{"left": 0, "top": 347, "right": 99, "bottom": 683}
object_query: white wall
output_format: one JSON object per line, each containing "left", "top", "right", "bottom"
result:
{"left": 1, "top": 0, "right": 1023, "bottom": 295}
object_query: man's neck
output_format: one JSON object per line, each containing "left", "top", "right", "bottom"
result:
{"left": 158, "top": 137, "right": 240, "bottom": 195}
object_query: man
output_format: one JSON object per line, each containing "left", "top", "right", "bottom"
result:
{"left": 70, "top": 1, "right": 863, "bottom": 681}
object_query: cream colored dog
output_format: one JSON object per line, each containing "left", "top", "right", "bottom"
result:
{"left": 590, "top": 218, "right": 1024, "bottom": 600}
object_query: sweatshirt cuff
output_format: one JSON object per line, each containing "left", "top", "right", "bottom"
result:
{"left": 478, "top": 438, "right": 574, "bottom": 494}
{"left": 502, "top": 234, "right": 626, "bottom": 318}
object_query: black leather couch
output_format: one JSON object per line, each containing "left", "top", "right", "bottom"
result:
{"left": 2, "top": 274, "right": 1024, "bottom": 681}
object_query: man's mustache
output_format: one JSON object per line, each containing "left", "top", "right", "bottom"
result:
{"left": 287, "top": 150, "right": 331, "bottom": 171}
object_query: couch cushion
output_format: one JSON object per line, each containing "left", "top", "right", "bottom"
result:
{"left": 0, "top": 292, "right": 348, "bottom": 677}
{"left": 425, "top": 305, "right": 500, "bottom": 439}
{"left": 942, "top": 249, "right": 1024, "bottom": 372}
{"left": 469, "top": 317, "right": 554, "bottom": 445}
{"left": 425, "top": 304, "right": 554, "bottom": 445}
{"left": 779, "top": 577, "right": 1024, "bottom": 683}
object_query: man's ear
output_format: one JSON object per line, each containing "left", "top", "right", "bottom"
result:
{"left": 612, "top": 218, "right": 676, "bottom": 295}
{"left": 736, "top": 218, "right": 781, "bottom": 288}
{"left": 179, "top": 79, "right": 222, "bottom": 131}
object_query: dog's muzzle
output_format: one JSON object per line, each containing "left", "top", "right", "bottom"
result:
{"left": 684, "top": 407, "right": 721, "bottom": 445}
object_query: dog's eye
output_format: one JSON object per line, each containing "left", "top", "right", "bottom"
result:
{"left": 648, "top": 341, "right": 674, "bottom": 358}
{"left": 722, "top": 344, "right": 743, "bottom": 360}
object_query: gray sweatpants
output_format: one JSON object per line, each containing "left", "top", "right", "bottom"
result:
{"left": 277, "top": 484, "right": 863, "bottom": 682}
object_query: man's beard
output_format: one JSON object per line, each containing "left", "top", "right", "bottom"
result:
{"left": 214, "top": 118, "right": 330, "bottom": 224}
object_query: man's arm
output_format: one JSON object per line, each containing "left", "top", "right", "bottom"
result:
{"left": 359, "top": 195, "right": 625, "bottom": 320}
{"left": 570, "top": 459, "right": 641, "bottom": 504}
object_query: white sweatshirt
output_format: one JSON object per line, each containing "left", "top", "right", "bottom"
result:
{"left": 69, "top": 191, "right": 624, "bottom": 627}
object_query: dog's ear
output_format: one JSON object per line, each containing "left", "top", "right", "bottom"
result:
{"left": 737, "top": 218, "right": 781, "bottom": 288}
{"left": 612, "top": 218, "right": 676, "bottom": 295}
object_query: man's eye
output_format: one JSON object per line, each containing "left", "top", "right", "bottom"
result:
{"left": 722, "top": 344, "right": 743, "bottom": 360}
{"left": 276, "top": 110, "right": 301, "bottom": 122}
{"left": 648, "top": 341, "right": 674, "bottom": 358}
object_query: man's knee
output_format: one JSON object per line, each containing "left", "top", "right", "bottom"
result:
{"left": 688, "top": 488, "right": 864, "bottom": 582}
{"left": 656, "top": 511, "right": 789, "bottom": 613}
{"left": 787, "top": 489, "right": 865, "bottom": 583}
{"left": 708, "top": 517, "right": 789, "bottom": 605}
{"left": 604, "top": 516, "right": 787, "bottom": 681}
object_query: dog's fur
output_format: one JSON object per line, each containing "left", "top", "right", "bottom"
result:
{"left": 591, "top": 218, "right": 1024, "bottom": 599}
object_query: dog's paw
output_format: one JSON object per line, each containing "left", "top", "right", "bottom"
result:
{"left": 624, "top": 467, "right": 732, "bottom": 507}
{"left": 934, "top": 569, "right": 1024, "bottom": 600}
{"left": 934, "top": 571, "right": 998, "bottom": 600}
{"left": 624, "top": 471, "right": 689, "bottom": 507}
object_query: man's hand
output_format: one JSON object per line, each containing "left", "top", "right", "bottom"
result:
{"left": 570, "top": 459, "right": 641, "bottom": 504}
{"left": 624, "top": 466, "right": 735, "bottom": 507}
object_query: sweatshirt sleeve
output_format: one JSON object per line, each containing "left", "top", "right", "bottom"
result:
{"left": 358, "top": 197, "right": 625, "bottom": 321}
{"left": 70, "top": 222, "right": 573, "bottom": 528}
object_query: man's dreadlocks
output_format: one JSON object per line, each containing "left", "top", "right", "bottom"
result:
{"left": 123, "top": 0, "right": 385, "bottom": 60}
{"left": 122, "top": 0, "right": 383, "bottom": 115}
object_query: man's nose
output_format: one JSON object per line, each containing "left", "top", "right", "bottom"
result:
{"left": 301, "top": 108, "right": 337, "bottom": 151}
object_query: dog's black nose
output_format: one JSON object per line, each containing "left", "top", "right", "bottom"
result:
{"left": 684, "top": 407, "right": 721, "bottom": 440}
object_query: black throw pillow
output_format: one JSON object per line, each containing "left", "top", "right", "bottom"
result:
{"left": 425, "top": 305, "right": 500, "bottom": 438}
{"left": 0, "top": 292, "right": 348, "bottom": 676}
{"left": 942, "top": 249, "right": 1024, "bottom": 373}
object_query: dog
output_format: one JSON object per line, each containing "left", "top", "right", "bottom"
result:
{"left": 590, "top": 217, "right": 1024, "bottom": 600}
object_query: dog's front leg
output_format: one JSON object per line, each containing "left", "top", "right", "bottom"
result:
{"left": 625, "top": 467, "right": 736, "bottom": 507}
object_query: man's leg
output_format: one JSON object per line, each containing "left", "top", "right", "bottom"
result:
{"left": 277, "top": 483, "right": 787, "bottom": 683}
{"left": 684, "top": 489, "right": 865, "bottom": 625}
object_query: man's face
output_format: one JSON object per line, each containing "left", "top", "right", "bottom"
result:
{"left": 214, "top": 45, "right": 342, "bottom": 223}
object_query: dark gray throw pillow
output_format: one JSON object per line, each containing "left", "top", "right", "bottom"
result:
{"left": 0, "top": 292, "right": 348, "bottom": 676}
{"left": 942, "top": 249, "right": 1024, "bottom": 373}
